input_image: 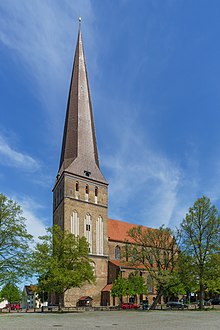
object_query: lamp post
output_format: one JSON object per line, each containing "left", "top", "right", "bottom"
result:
{"left": 41, "top": 290, "right": 44, "bottom": 312}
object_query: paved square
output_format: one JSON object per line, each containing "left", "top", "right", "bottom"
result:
{"left": 1, "top": 310, "right": 220, "bottom": 330}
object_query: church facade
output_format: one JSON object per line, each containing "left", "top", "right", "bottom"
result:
{"left": 52, "top": 26, "right": 155, "bottom": 307}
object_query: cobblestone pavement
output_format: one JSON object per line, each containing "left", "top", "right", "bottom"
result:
{"left": 0, "top": 310, "right": 220, "bottom": 330}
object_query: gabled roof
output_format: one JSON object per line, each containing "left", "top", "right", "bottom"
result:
{"left": 101, "top": 284, "right": 113, "bottom": 292}
{"left": 108, "top": 218, "right": 150, "bottom": 243}
{"left": 78, "top": 296, "right": 93, "bottom": 301}
{"left": 24, "top": 285, "right": 37, "bottom": 295}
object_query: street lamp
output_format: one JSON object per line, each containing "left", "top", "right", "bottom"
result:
{"left": 42, "top": 290, "right": 44, "bottom": 312}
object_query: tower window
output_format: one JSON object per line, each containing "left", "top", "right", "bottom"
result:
{"left": 76, "top": 181, "right": 79, "bottom": 192}
{"left": 96, "top": 216, "right": 103, "bottom": 255}
{"left": 86, "top": 185, "right": 89, "bottom": 194}
{"left": 84, "top": 214, "right": 92, "bottom": 253}
{"left": 84, "top": 170, "right": 91, "bottom": 177}
{"left": 95, "top": 186, "right": 98, "bottom": 197}
{"left": 71, "top": 210, "right": 79, "bottom": 236}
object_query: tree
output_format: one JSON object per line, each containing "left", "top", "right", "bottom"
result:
{"left": 111, "top": 272, "right": 148, "bottom": 304}
{"left": 0, "top": 282, "right": 21, "bottom": 303}
{"left": 128, "top": 225, "right": 180, "bottom": 309}
{"left": 180, "top": 196, "right": 220, "bottom": 309}
{"left": 33, "top": 225, "right": 95, "bottom": 309}
{"left": 205, "top": 252, "right": 220, "bottom": 294}
{"left": 172, "top": 254, "right": 198, "bottom": 302}
{"left": 111, "top": 276, "right": 128, "bottom": 304}
{"left": 127, "top": 272, "right": 148, "bottom": 298}
{"left": 0, "top": 193, "right": 33, "bottom": 285}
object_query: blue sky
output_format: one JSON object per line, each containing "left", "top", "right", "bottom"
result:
{"left": 1, "top": 0, "right": 220, "bottom": 240}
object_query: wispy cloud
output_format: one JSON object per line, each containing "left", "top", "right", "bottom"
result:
{"left": 102, "top": 115, "right": 182, "bottom": 228}
{"left": 0, "top": 0, "right": 95, "bottom": 137}
{"left": 103, "top": 105, "right": 220, "bottom": 229}
{"left": 0, "top": 134, "right": 40, "bottom": 171}
{"left": 15, "top": 195, "right": 47, "bottom": 242}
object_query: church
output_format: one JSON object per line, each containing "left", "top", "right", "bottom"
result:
{"left": 52, "top": 23, "right": 155, "bottom": 307}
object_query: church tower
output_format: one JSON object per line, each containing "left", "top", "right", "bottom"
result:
{"left": 53, "top": 21, "right": 109, "bottom": 306}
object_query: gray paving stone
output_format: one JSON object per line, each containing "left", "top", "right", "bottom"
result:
{"left": 0, "top": 310, "right": 219, "bottom": 330}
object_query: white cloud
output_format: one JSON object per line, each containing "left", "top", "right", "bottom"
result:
{"left": 102, "top": 117, "right": 182, "bottom": 228}
{"left": 103, "top": 109, "right": 220, "bottom": 229}
{"left": 0, "top": 0, "right": 95, "bottom": 136}
{"left": 15, "top": 195, "right": 47, "bottom": 243}
{"left": 0, "top": 134, "right": 40, "bottom": 171}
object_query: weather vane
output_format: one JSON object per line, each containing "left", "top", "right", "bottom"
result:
{"left": 78, "top": 16, "right": 82, "bottom": 30}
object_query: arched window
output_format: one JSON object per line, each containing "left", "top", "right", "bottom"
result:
{"left": 71, "top": 210, "right": 79, "bottom": 236}
{"left": 115, "top": 245, "right": 121, "bottom": 260}
{"left": 90, "top": 261, "right": 96, "bottom": 276}
{"left": 149, "top": 255, "right": 154, "bottom": 266}
{"left": 95, "top": 186, "right": 98, "bottom": 204}
{"left": 86, "top": 185, "right": 89, "bottom": 194}
{"left": 96, "top": 216, "right": 103, "bottom": 255}
{"left": 125, "top": 243, "right": 129, "bottom": 261}
{"left": 147, "top": 275, "right": 153, "bottom": 293}
{"left": 163, "top": 251, "right": 169, "bottom": 268}
{"left": 85, "top": 185, "right": 89, "bottom": 202}
{"left": 84, "top": 213, "right": 92, "bottom": 253}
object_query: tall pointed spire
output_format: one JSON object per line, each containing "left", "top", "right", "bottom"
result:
{"left": 58, "top": 20, "right": 107, "bottom": 184}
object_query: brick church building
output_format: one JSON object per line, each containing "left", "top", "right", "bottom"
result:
{"left": 52, "top": 23, "right": 155, "bottom": 307}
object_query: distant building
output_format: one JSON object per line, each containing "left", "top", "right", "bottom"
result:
{"left": 52, "top": 23, "right": 157, "bottom": 307}
{"left": 0, "top": 300, "right": 8, "bottom": 309}
{"left": 22, "top": 285, "right": 40, "bottom": 309}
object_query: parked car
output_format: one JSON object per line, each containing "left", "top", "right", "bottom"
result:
{"left": 166, "top": 301, "right": 188, "bottom": 309}
{"left": 204, "top": 300, "right": 212, "bottom": 306}
{"left": 121, "top": 302, "right": 140, "bottom": 309}
{"left": 5, "top": 303, "right": 20, "bottom": 310}
{"left": 197, "top": 300, "right": 212, "bottom": 306}
{"left": 210, "top": 298, "right": 220, "bottom": 305}
{"left": 141, "top": 300, "right": 149, "bottom": 310}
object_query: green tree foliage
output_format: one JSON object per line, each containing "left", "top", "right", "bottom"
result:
{"left": 205, "top": 253, "right": 220, "bottom": 294}
{"left": 36, "top": 278, "right": 48, "bottom": 304}
{"left": 111, "top": 276, "right": 128, "bottom": 303}
{"left": 128, "top": 225, "right": 180, "bottom": 309}
{"left": 0, "top": 282, "right": 21, "bottom": 303}
{"left": 111, "top": 272, "right": 148, "bottom": 304}
{"left": 0, "top": 194, "right": 33, "bottom": 285}
{"left": 127, "top": 272, "right": 148, "bottom": 297}
{"left": 173, "top": 254, "right": 198, "bottom": 297}
{"left": 180, "top": 196, "right": 220, "bottom": 309}
{"left": 33, "top": 225, "right": 95, "bottom": 308}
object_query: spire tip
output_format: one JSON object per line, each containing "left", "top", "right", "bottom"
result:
{"left": 78, "top": 17, "right": 81, "bottom": 27}
{"left": 78, "top": 17, "right": 82, "bottom": 31}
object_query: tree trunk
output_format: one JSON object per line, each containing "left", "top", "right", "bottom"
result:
{"left": 199, "top": 282, "right": 204, "bottom": 309}
{"left": 58, "top": 294, "right": 62, "bottom": 312}
{"left": 150, "top": 287, "right": 163, "bottom": 310}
